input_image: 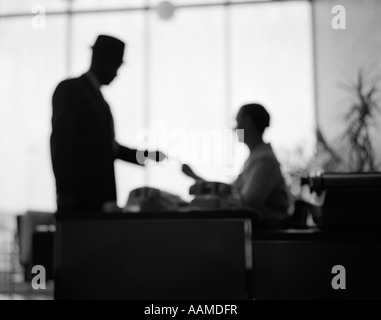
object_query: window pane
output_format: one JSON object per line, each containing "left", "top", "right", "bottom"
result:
{"left": 0, "top": 0, "right": 67, "bottom": 13}
{"left": 0, "top": 17, "right": 66, "bottom": 213}
{"left": 71, "top": 12, "right": 145, "bottom": 207}
{"left": 151, "top": 0, "right": 223, "bottom": 5}
{"left": 313, "top": 0, "right": 381, "bottom": 169}
{"left": 231, "top": 1, "right": 315, "bottom": 162}
{"left": 230, "top": 0, "right": 273, "bottom": 3}
{"left": 72, "top": 0, "right": 146, "bottom": 10}
{"left": 148, "top": 7, "right": 230, "bottom": 201}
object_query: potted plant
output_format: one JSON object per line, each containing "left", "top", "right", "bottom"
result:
{"left": 338, "top": 69, "right": 381, "bottom": 172}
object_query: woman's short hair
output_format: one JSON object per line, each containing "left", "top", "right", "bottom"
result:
{"left": 239, "top": 103, "right": 270, "bottom": 134}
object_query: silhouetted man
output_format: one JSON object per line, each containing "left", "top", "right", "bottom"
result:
{"left": 51, "top": 35, "right": 164, "bottom": 212}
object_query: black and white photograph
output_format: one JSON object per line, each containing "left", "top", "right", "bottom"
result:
{"left": 0, "top": 0, "right": 381, "bottom": 303}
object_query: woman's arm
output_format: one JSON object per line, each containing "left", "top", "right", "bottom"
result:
{"left": 181, "top": 164, "right": 206, "bottom": 182}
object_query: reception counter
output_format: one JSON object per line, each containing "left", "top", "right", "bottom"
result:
{"left": 52, "top": 210, "right": 381, "bottom": 300}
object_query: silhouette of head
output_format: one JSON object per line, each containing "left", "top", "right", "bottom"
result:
{"left": 236, "top": 103, "right": 270, "bottom": 143}
{"left": 90, "top": 35, "right": 125, "bottom": 85}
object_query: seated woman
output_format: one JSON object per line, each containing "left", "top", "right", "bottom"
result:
{"left": 182, "top": 103, "right": 290, "bottom": 225}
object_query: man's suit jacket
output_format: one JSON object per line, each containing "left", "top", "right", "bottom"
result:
{"left": 51, "top": 74, "right": 142, "bottom": 211}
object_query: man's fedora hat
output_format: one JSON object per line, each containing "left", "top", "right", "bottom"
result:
{"left": 92, "top": 35, "right": 125, "bottom": 62}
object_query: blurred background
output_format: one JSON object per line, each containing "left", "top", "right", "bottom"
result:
{"left": 0, "top": 0, "right": 381, "bottom": 298}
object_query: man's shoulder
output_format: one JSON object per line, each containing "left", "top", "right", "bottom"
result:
{"left": 55, "top": 75, "right": 86, "bottom": 91}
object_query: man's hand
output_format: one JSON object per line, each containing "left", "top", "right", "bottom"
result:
{"left": 147, "top": 150, "right": 166, "bottom": 162}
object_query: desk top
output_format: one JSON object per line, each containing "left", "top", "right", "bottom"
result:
{"left": 54, "top": 210, "right": 381, "bottom": 241}
{"left": 253, "top": 226, "right": 381, "bottom": 241}
{"left": 55, "top": 209, "right": 259, "bottom": 221}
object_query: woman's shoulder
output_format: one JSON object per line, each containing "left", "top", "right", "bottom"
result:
{"left": 251, "top": 144, "right": 278, "bottom": 163}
